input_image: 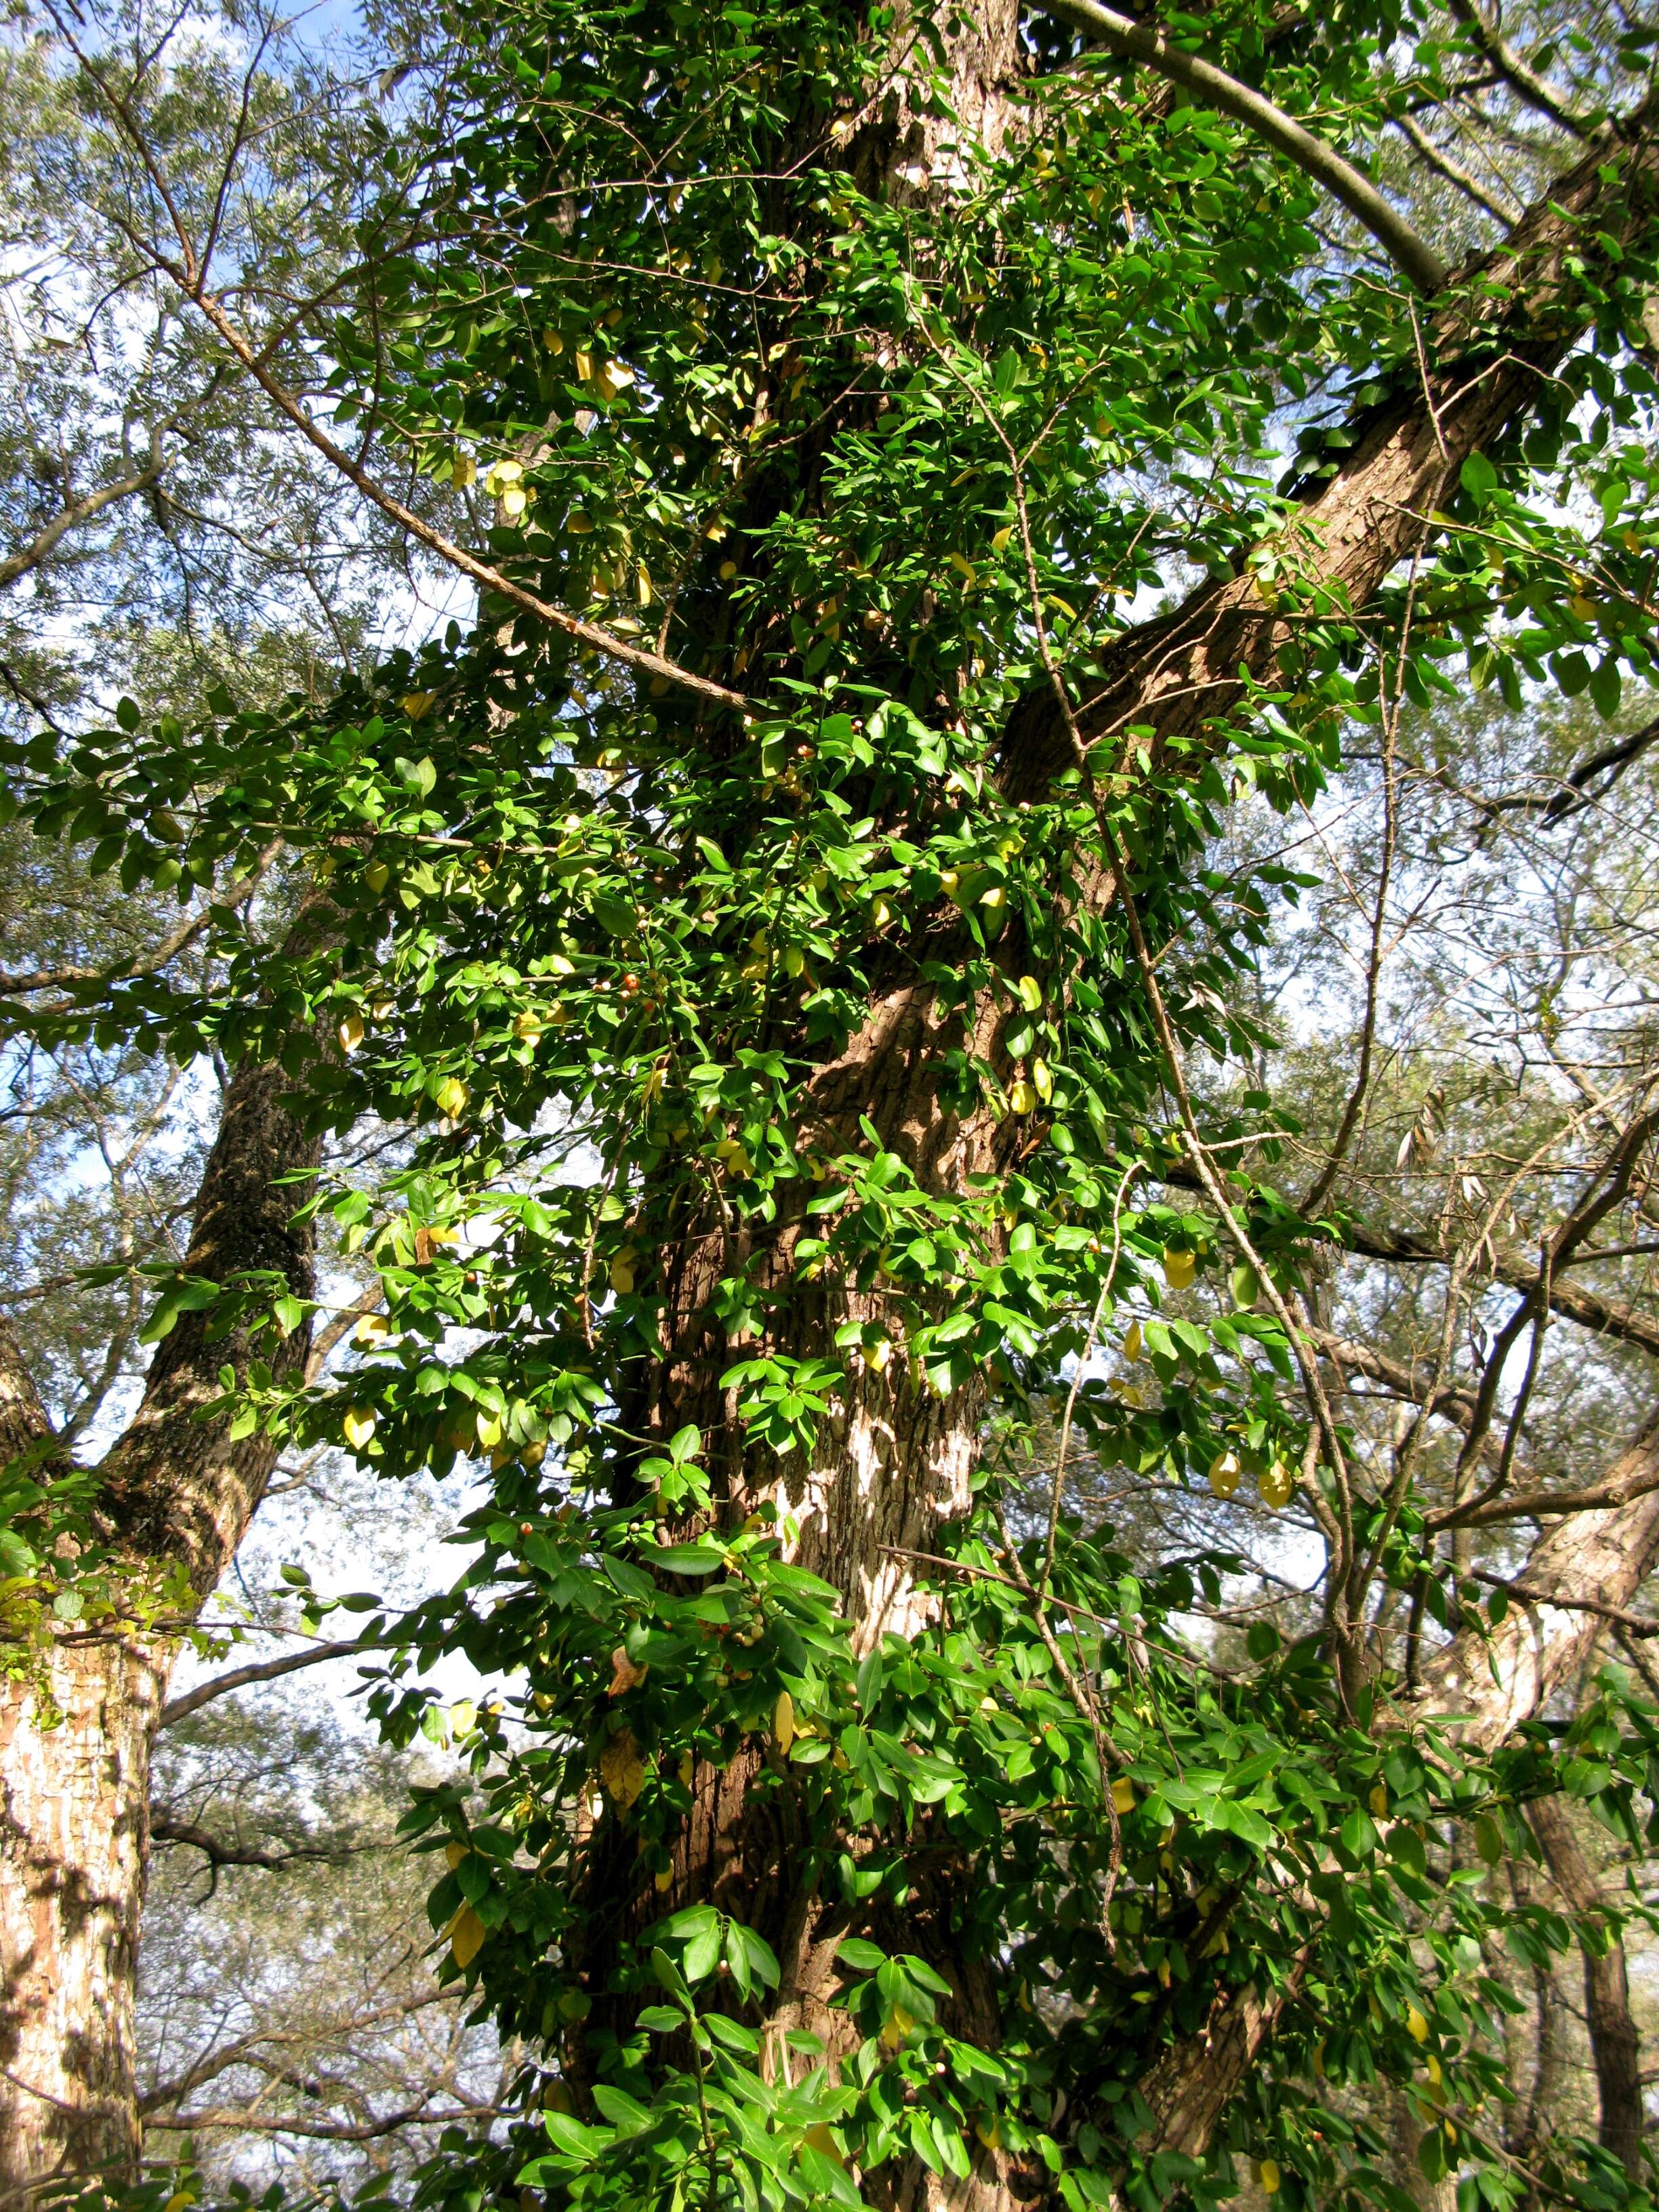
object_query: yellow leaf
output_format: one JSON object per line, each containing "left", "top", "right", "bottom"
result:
{"left": 1111, "top": 1776, "right": 1135, "bottom": 1814}
{"left": 342, "top": 1406, "right": 376, "bottom": 1450}
{"left": 514, "top": 1009, "right": 545, "bottom": 1040}
{"left": 1031, "top": 1057, "right": 1053, "bottom": 1104}
{"left": 802, "top": 2123, "right": 845, "bottom": 2167}
{"left": 609, "top": 1257, "right": 636, "bottom": 1295}
{"left": 365, "top": 860, "right": 390, "bottom": 895}
{"left": 1017, "top": 974, "right": 1042, "bottom": 1011}
{"left": 449, "top": 454, "right": 476, "bottom": 488}
{"left": 574, "top": 347, "right": 594, "bottom": 382}
{"left": 636, "top": 567, "right": 653, "bottom": 607}
{"left": 654, "top": 1865, "right": 674, "bottom": 1891}
{"left": 337, "top": 1012, "right": 365, "bottom": 1054}
{"left": 1259, "top": 1458, "right": 1294, "bottom": 1509}
{"left": 1257, "top": 2159, "right": 1282, "bottom": 2196}
{"left": 1368, "top": 1781, "right": 1389, "bottom": 1818}
{"left": 773, "top": 1689, "right": 796, "bottom": 1755}
{"left": 436, "top": 1077, "right": 470, "bottom": 1119}
{"left": 599, "top": 1729, "right": 647, "bottom": 1809}
{"left": 979, "top": 882, "right": 1005, "bottom": 909}
{"left": 499, "top": 485, "right": 528, "bottom": 520}
{"left": 990, "top": 527, "right": 1013, "bottom": 554}
{"left": 476, "top": 1408, "right": 502, "bottom": 1450}
{"left": 1207, "top": 1450, "right": 1241, "bottom": 1500}
{"left": 1406, "top": 2005, "right": 1431, "bottom": 2043}
{"left": 1162, "top": 1246, "right": 1195, "bottom": 1289}
{"left": 445, "top": 1841, "right": 468, "bottom": 1870}
{"left": 400, "top": 691, "right": 434, "bottom": 720}
{"left": 1008, "top": 1078, "right": 1036, "bottom": 1115}
{"left": 354, "top": 1311, "right": 390, "bottom": 1347}
{"left": 1122, "top": 1319, "right": 1143, "bottom": 1363}
{"left": 1425, "top": 2053, "right": 1442, "bottom": 2085}
{"left": 449, "top": 1902, "right": 486, "bottom": 1970}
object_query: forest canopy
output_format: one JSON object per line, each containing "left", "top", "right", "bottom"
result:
{"left": 3, "top": 0, "right": 1659, "bottom": 2209}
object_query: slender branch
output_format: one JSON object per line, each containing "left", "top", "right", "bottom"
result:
{"left": 1469, "top": 1568, "right": 1659, "bottom": 1638}
{"left": 158, "top": 1635, "right": 377, "bottom": 1729}
{"left": 1303, "top": 687, "right": 1400, "bottom": 1216}
{"left": 148, "top": 1814, "right": 373, "bottom": 1867}
{"left": 182, "top": 283, "right": 744, "bottom": 713}
{"left": 1393, "top": 111, "right": 1521, "bottom": 226}
{"left": 140, "top": 2097, "right": 502, "bottom": 2142}
{"left": 0, "top": 840, "right": 281, "bottom": 1000}
{"left": 1443, "top": 0, "right": 1595, "bottom": 138}
{"left": 137, "top": 1987, "right": 451, "bottom": 2115}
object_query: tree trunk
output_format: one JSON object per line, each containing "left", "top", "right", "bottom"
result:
{"left": 1391, "top": 2087, "right": 1455, "bottom": 2212}
{"left": 1529, "top": 1795, "right": 1643, "bottom": 2179}
{"left": 557, "top": 50, "right": 1659, "bottom": 2203}
{"left": 0, "top": 1639, "right": 166, "bottom": 2203}
{"left": 0, "top": 1036, "right": 326, "bottom": 2194}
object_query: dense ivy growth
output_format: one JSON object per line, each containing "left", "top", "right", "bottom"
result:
{"left": 14, "top": 0, "right": 1659, "bottom": 2205}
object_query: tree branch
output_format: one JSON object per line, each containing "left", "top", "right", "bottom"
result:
{"left": 148, "top": 1814, "right": 369, "bottom": 1870}
{"left": 0, "top": 447, "right": 166, "bottom": 594}
{"left": 158, "top": 1635, "right": 377, "bottom": 1729}
{"left": 137, "top": 1990, "right": 452, "bottom": 2116}
{"left": 1393, "top": 110, "right": 1521, "bottom": 226}
{"left": 1530, "top": 1793, "right": 1643, "bottom": 2177}
{"left": 0, "top": 839, "right": 281, "bottom": 1000}
{"left": 1033, "top": 0, "right": 1449, "bottom": 292}
{"left": 139, "top": 2096, "right": 501, "bottom": 2142}
{"left": 184, "top": 276, "right": 743, "bottom": 712}
{"left": 1443, "top": 0, "right": 1595, "bottom": 138}
{"left": 1481, "top": 712, "right": 1659, "bottom": 826}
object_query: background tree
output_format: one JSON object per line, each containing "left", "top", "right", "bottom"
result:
{"left": 0, "top": 0, "right": 486, "bottom": 2188}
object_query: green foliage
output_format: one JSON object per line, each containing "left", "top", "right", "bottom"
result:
{"left": 14, "top": 0, "right": 1659, "bottom": 2203}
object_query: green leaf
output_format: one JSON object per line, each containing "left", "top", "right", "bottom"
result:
{"left": 1459, "top": 451, "right": 1498, "bottom": 503}
{"left": 1589, "top": 657, "right": 1622, "bottom": 720}
{"left": 838, "top": 1938, "right": 885, "bottom": 1971}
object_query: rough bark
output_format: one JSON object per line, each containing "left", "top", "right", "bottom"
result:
{"left": 0, "top": 1039, "right": 326, "bottom": 2200}
{"left": 1412, "top": 1415, "right": 1659, "bottom": 1753}
{"left": 1391, "top": 2086, "right": 1456, "bottom": 2212}
{"left": 1528, "top": 1795, "right": 1643, "bottom": 2179}
{"left": 0, "top": 1639, "right": 165, "bottom": 2199}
